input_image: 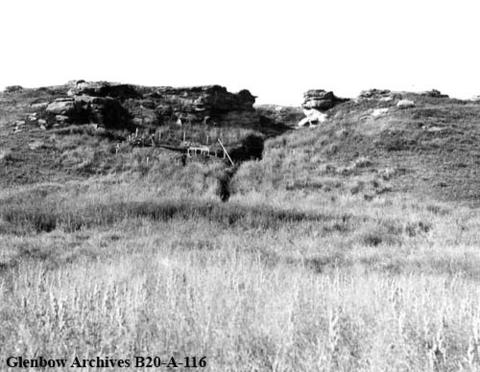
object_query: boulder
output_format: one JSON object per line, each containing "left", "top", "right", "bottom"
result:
{"left": 46, "top": 98, "right": 75, "bottom": 115}
{"left": 397, "top": 99, "right": 415, "bottom": 108}
{"left": 421, "top": 89, "right": 449, "bottom": 98}
{"left": 298, "top": 89, "right": 346, "bottom": 127}
{"left": 298, "top": 109, "right": 327, "bottom": 127}
{"left": 302, "top": 90, "right": 346, "bottom": 111}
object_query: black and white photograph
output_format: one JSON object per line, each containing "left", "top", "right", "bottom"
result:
{"left": 1, "top": 0, "right": 480, "bottom": 370}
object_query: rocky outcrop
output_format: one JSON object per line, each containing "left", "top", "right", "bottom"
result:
{"left": 40, "top": 81, "right": 258, "bottom": 129}
{"left": 358, "top": 89, "right": 392, "bottom": 100}
{"left": 45, "top": 95, "right": 131, "bottom": 128}
{"left": 421, "top": 89, "right": 449, "bottom": 98}
{"left": 298, "top": 90, "right": 347, "bottom": 127}
{"left": 302, "top": 90, "right": 346, "bottom": 111}
{"left": 145, "top": 85, "right": 256, "bottom": 125}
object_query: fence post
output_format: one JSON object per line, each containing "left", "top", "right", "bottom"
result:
{"left": 218, "top": 138, "right": 234, "bottom": 166}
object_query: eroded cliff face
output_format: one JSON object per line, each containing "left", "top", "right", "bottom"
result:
{"left": 37, "top": 81, "right": 259, "bottom": 129}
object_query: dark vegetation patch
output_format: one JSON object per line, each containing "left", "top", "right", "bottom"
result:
{"left": 304, "top": 253, "right": 352, "bottom": 273}
{"left": 229, "top": 134, "right": 265, "bottom": 162}
{"left": 425, "top": 204, "right": 451, "bottom": 215}
{"left": 216, "top": 167, "right": 237, "bottom": 202}
{"left": 360, "top": 228, "right": 400, "bottom": 247}
{"left": 357, "top": 255, "right": 480, "bottom": 280}
{"left": 1, "top": 199, "right": 349, "bottom": 234}
{"left": 356, "top": 217, "right": 432, "bottom": 247}
{"left": 405, "top": 220, "right": 432, "bottom": 237}
{"left": 172, "top": 238, "right": 217, "bottom": 251}
{"left": 253, "top": 241, "right": 480, "bottom": 279}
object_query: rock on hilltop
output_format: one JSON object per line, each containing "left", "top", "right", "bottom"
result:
{"left": 298, "top": 90, "right": 348, "bottom": 127}
{"left": 302, "top": 89, "right": 347, "bottom": 111}
{"left": 23, "top": 80, "right": 260, "bottom": 130}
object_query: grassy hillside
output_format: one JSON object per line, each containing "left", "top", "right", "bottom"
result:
{"left": 0, "top": 86, "right": 283, "bottom": 188}
{"left": 1, "top": 88, "right": 480, "bottom": 370}
{"left": 235, "top": 93, "right": 480, "bottom": 205}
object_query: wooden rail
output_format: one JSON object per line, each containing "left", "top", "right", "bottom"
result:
{"left": 127, "top": 133, "right": 235, "bottom": 165}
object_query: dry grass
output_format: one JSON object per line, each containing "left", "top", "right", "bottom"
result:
{"left": 4, "top": 246, "right": 480, "bottom": 371}
{"left": 1, "top": 175, "right": 480, "bottom": 371}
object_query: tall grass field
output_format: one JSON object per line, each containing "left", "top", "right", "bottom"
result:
{"left": 1, "top": 171, "right": 480, "bottom": 371}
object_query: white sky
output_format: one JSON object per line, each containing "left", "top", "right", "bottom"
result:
{"left": 1, "top": 0, "right": 479, "bottom": 105}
